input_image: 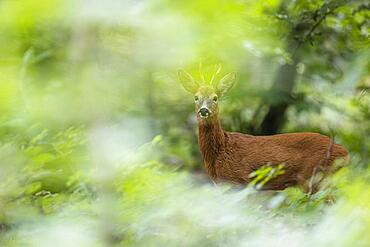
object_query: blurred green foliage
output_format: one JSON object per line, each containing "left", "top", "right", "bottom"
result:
{"left": 0, "top": 0, "right": 369, "bottom": 246}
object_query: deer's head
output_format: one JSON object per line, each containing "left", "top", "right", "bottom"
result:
{"left": 178, "top": 66, "right": 236, "bottom": 120}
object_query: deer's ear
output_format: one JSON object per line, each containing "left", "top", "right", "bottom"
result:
{"left": 217, "top": 72, "right": 236, "bottom": 97}
{"left": 178, "top": 70, "right": 198, "bottom": 94}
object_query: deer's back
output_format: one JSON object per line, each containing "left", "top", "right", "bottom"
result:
{"left": 214, "top": 132, "right": 348, "bottom": 189}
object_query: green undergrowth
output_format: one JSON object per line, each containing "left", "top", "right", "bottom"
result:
{"left": 0, "top": 129, "right": 369, "bottom": 246}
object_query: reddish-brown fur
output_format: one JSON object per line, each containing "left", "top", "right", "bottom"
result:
{"left": 178, "top": 69, "right": 349, "bottom": 193}
{"left": 198, "top": 114, "right": 349, "bottom": 192}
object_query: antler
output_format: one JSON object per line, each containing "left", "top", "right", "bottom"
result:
{"left": 210, "top": 64, "right": 222, "bottom": 86}
{"left": 199, "top": 61, "right": 206, "bottom": 84}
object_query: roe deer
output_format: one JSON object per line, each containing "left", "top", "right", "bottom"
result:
{"left": 178, "top": 67, "right": 349, "bottom": 193}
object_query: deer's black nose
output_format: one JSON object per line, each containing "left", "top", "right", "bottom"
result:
{"left": 199, "top": 108, "right": 210, "bottom": 117}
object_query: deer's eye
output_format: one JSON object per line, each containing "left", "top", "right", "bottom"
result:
{"left": 194, "top": 96, "right": 199, "bottom": 101}
{"left": 213, "top": 96, "right": 218, "bottom": 102}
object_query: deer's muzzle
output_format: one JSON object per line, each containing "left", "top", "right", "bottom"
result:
{"left": 198, "top": 107, "right": 211, "bottom": 118}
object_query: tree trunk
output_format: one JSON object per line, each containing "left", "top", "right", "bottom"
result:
{"left": 259, "top": 42, "right": 300, "bottom": 135}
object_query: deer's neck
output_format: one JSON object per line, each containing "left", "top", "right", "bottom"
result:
{"left": 198, "top": 115, "right": 225, "bottom": 180}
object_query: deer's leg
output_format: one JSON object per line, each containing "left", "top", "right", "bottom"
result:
{"left": 297, "top": 167, "right": 323, "bottom": 195}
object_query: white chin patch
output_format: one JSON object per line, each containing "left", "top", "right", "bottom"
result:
{"left": 199, "top": 113, "right": 210, "bottom": 118}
